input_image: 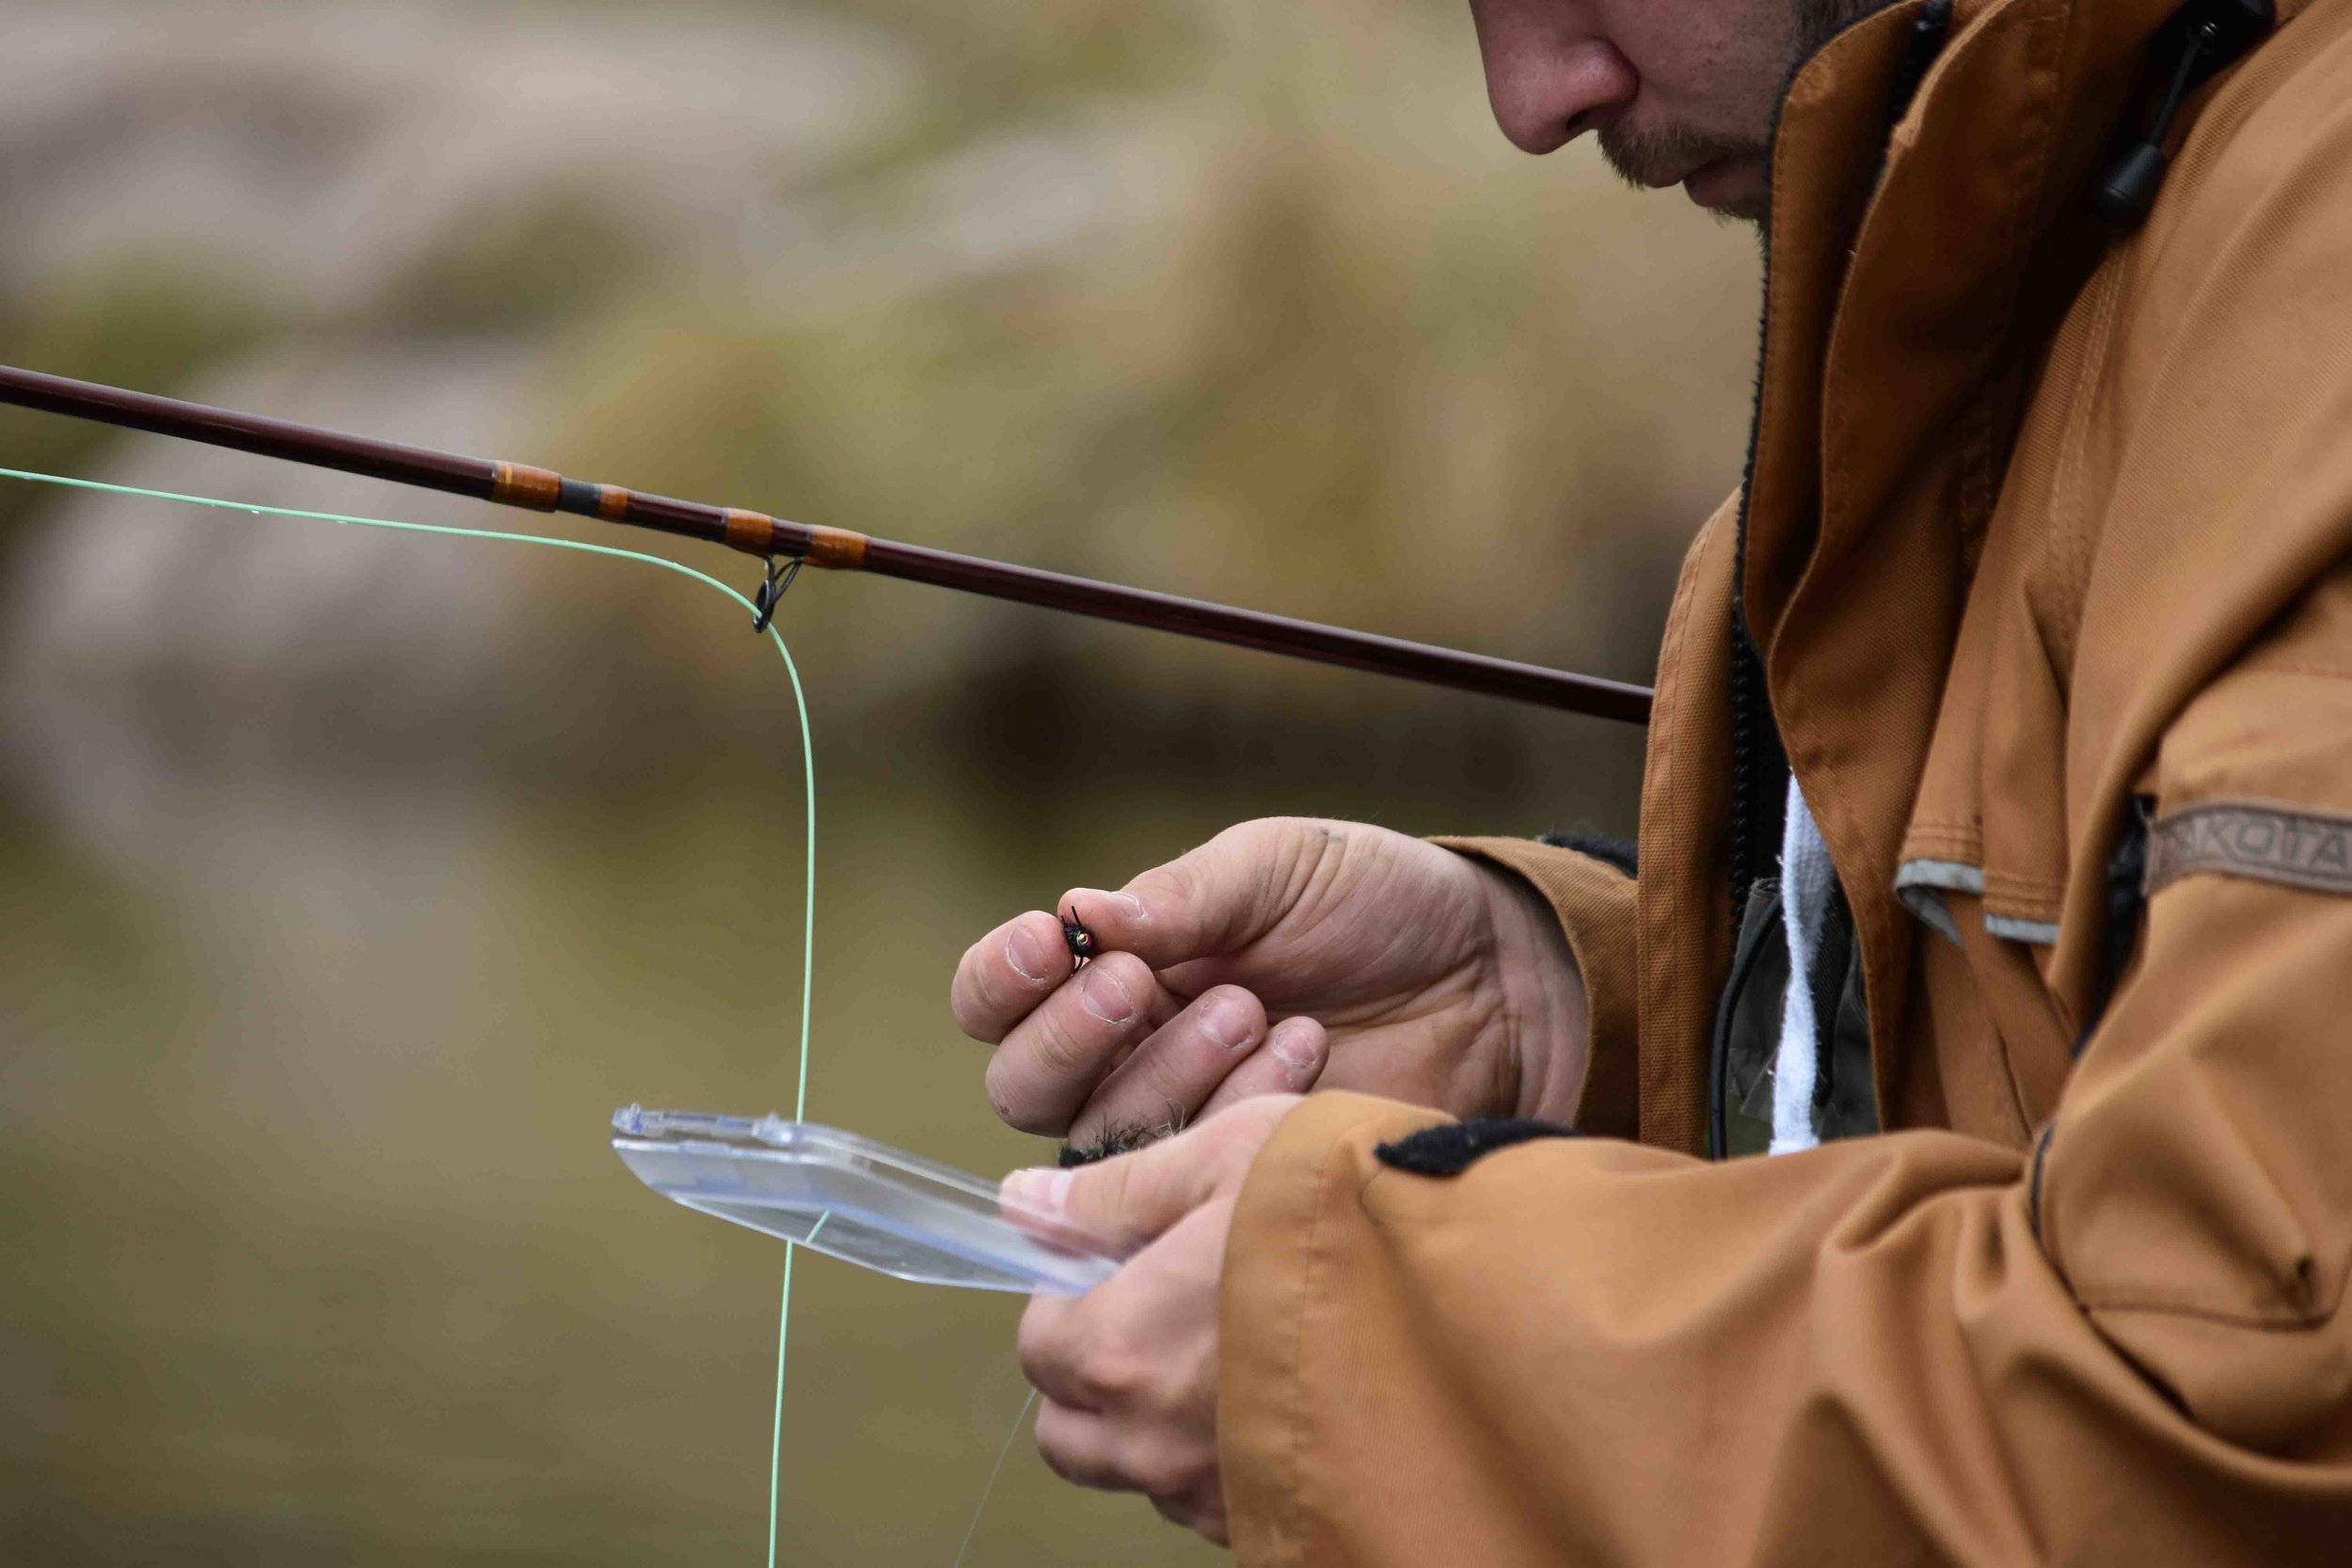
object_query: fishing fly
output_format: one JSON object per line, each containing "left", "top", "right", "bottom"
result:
{"left": 1060, "top": 905, "right": 1098, "bottom": 970}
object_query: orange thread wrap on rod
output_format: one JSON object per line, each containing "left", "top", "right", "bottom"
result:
{"left": 0, "top": 361, "right": 1653, "bottom": 723}
{"left": 491, "top": 462, "right": 564, "bottom": 510}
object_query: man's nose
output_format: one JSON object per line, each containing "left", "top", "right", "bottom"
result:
{"left": 1468, "top": 0, "right": 1639, "bottom": 154}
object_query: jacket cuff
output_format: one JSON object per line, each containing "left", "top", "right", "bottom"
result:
{"left": 1430, "top": 835, "right": 1639, "bottom": 1139}
{"left": 1218, "top": 1092, "right": 1451, "bottom": 1567}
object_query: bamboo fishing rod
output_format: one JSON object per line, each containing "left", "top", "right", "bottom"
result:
{"left": 0, "top": 364, "right": 1653, "bottom": 723}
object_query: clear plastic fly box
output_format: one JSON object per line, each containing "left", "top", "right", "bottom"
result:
{"left": 612, "top": 1106, "right": 1125, "bottom": 1294}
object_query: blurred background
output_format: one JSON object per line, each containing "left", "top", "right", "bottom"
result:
{"left": 0, "top": 0, "right": 1757, "bottom": 1561}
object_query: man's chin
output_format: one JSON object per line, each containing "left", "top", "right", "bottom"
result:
{"left": 1682, "top": 154, "right": 1770, "bottom": 223}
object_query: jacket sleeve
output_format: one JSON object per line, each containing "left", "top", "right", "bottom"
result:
{"left": 1428, "top": 836, "right": 1640, "bottom": 1138}
{"left": 1218, "top": 610, "right": 2352, "bottom": 1566}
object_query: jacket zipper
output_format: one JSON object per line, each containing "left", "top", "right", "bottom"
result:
{"left": 1725, "top": 0, "right": 1953, "bottom": 927}
{"left": 1721, "top": 0, "right": 1953, "bottom": 1060}
{"left": 2075, "top": 793, "right": 2154, "bottom": 1052}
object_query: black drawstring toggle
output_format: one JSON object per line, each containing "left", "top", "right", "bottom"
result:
{"left": 2093, "top": 0, "right": 2274, "bottom": 228}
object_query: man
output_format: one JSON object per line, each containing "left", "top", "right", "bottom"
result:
{"left": 954, "top": 0, "right": 2352, "bottom": 1557}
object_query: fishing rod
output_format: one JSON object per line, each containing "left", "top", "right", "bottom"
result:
{"left": 0, "top": 364, "right": 1653, "bottom": 724}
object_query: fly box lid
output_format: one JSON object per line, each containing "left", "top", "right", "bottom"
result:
{"left": 612, "top": 1106, "right": 1124, "bottom": 1295}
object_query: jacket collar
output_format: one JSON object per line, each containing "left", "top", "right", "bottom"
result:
{"left": 1738, "top": 0, "right": 2240, "bottom": 1069}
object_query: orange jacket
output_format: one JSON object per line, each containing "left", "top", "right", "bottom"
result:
{"left": 1218, "top": 0, "right": 2352, "bottom": 1560}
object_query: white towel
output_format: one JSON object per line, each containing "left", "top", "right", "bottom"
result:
{"left": 1771, "top": 774, "right": 1834, "bottom": 1155}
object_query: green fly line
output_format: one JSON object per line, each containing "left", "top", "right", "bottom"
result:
{"left": 4, "top": 466, "right": 1042, "bottom": 1564}
{"left": 0, "top": 465, "right": 1053, "bottom": 1565}
{"left": 0, "top": 464, "right": 821, "bottom": 1563}
{"left": 950, "top": 1387, "right": 1040, "bottom": 1568}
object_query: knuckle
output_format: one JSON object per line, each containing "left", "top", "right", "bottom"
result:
{"left": 1128, "top": 856, "right": 1195, "bottom": 914}
{"left": 1126, "top": 1050, "right": 1201, "bottom": 1117}
{"left": 1017, "top": 1298, "right": 1086, "bottom": 1391}
{"left": 1253, "top": 813, "right": 1320, "bottom": 863}
{"left": 1015, "top": 1327, "right": 1054, "bottom": 1389}
{"left": 1220, "top": 815, "right": 1292, "bottom": 851}
{"left": 1073, "top": 1337, "right": 1151, "bottom": 1406}
{"left": 1029, "top": 1008, "right": 1105, "bottom": 1085}
{"left": 1015, "top": 1300, "right": 1057, "bottom": 1364}
{"left": 985, "top": 1054, "right": 1064, "bottom": 1135}
{"left": 1254, "top": 816, "right": 1330, "bottom": 911}
{"left": 1135, "top": 1446, "right": 1213, "bottom": 1503}
{"left": 1033, "top": 1429, "right": 1083, "bottom": 1484}
{"left": 1029, "top": 1405, "right": 1090, "bottom": 1483}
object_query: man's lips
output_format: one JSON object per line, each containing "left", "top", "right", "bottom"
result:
{"left": 1683, "top": 153, "right": 1764, "bottom": 209}
{"left": 1593, "top": 119, "right": 1764, "bottom": 208}
{"left": 1677, "top": 154, "right": 1740, "bottom": 189}
{"left": 1630, "top": 150, "right": 1750, "bottom": 192}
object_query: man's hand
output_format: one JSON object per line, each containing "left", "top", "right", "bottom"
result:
{"left": 1008, "top": 1095, "right": 1298, "bottom": 1544}
{"left": 952, "top": 817, "right": 1588, "bottom": 1148}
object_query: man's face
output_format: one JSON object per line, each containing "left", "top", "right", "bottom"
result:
{"left": 1467, "top": 0, "right": 1860, "bottom": 221}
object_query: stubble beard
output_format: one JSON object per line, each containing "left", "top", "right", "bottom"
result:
{"left": 1594, "top": 0, "right": 1899, "bottom": 221}
{"left": 1596, "top": 121, "right": 1763, "bottom": 197}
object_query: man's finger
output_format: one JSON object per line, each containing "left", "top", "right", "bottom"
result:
{"left": 982, "top": 952, "right": 1183, "bottom": 1134}
{"left": 1032, "top": 1399, "right": 1131, "bottom": 1491}
{"left": 1016, "top": 1293, "right": 1097, "bottom": 1411}
{"left": 951, "top": 909, "right": 1077, "bottom": 1046}
{"left": 1066, "top": 985, "right": 1269, "bottom": 1150}
{"left": 1153, "top": 1489, "right": 1231, "bottom": 1546}
{"left": 1194, "top": 1016, "right": 1327, "bottom": 1121}
{"left": 1031, "top": 1395, "right": 1218, "bottom": 1512}
{"left": 1005, "top": 1107, "right": 1265, "bottom": 1245}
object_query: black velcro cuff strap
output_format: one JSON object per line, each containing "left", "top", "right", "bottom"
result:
{"left": 1535, "top": 830, "right": 1638, "bottom": 878}
{"left": 1375, "top": 1117, "right": 1579, "bottom": 1177}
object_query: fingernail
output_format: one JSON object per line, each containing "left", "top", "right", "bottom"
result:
{"left": 1073, "top": 888, "right": 1146, "bottom": 921}
{"left": 1200, "top": 995, "right": 1254, "bottom": 1050}
{"left": 1080, "top": 964, "right": 1135, "bottom": 1023}
{"left": 1006, "top": 926, "right": 1052, "bottom": 983}
{"left": 1270, "top": 1019, "right": 1323, "bottom": 1071}
{"left": 1006, "top": 1166, "right": 1074, "bottom": 1214}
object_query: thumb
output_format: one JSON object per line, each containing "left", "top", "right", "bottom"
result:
{"left": 1061, "top": 816, "right": 1338, "bottom": 971}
